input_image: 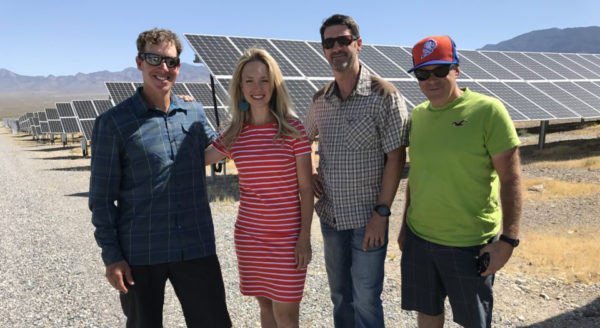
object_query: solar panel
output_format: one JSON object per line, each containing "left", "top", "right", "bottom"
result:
{"left": 555, "top": 82, "right": 600, "bottom": 116}
{"left": 549, "top": 53, "right": 600, "bottom": 79}
{"left": 480, "top": 51, "right": 543, "bottom": 80}
{"left": 527, "top": 53, "right": 582, "bottom": 79}
{"left": 505, "top": 82, "right": 576, "bottom": 119}
{"left": 45, "top": 108, "right": 59, "bottom": 120}
{"left": 80, "top": 119, "right": 96, "bottom": 140}
{"left": 105, "top": 82, "right": 136, "bottom": 105}
{"left": 578, "top": 54, "right": 600, "bottom": 70}
{"left": 72, "top": 100, "right": 98, "bottom": 119}
{"left": 184, "top": 34, "right": 241, "bottom": 76}
{"left": 574, "top": 81, "right": 600, "bottom": 100}
{"left": 503, "top": 53, "right": 565, "bottom": 80}
{"left": 230, "top": 37, "right": 302, "bottom": 77}
{"left": 185, "top": 82, "right": 220, "bottom": 107}
{"left": 93, "top": 100, "right": 114, "bottom": 115}
{"left": 272, "top": 40, "right": 332, "bottom": 77}
{"left": 171, "top": 82, "right": 191, "bottom": 96}
{"left": 285, "top": 80, "right": 318, "bottom": 118}
{"left": 391, "top": 81, "right": 427, "bottom": 110}
{"left": 56, "top": 103, "right": 76, "bottom": 117}
{"left": 458, "top": 50, "right": 520, "bottom": 80}
{"left": 40, "top": 122, "right": 50, "bottom": 133}
{"left": 359, "top": 45, "right": 407, "bottom": 79}
{"left": 61, "top": 117, "right": 81, "bottom": 133}
{"left": 38, "top": 112, "right": 47, "bottom": 122}
{"left": 455, "top": 52, "right": 496, "bottom": 80}
{"left": 532, "top": 82, "right": 600, "bottom": 118}
{"left": 48, "top": 120, "right": 64, "bottom": 134}
{"left": 372, "top": 46, "right": 415, "bottom": 78}
{"left": 461, "top": 81, "right": 529, "bottom": 121}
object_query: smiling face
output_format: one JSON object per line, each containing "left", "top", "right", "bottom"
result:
{"left": 239, "top": 60, "right": 273, "bottom": 112}
{"left": 136, "top": 41, "right": 180, "bottom": 96}
{"left": 322, "top": 24, "right": 361, "bottom": 73}
{"left": 417, "top": 64, "right": 462, "bottom": 108}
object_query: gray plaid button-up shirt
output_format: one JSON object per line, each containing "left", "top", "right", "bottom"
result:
{"left": 305, "top": 67, "right": 409, "bottom": 230}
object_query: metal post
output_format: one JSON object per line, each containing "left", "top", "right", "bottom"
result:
{"left": 538, "top": 120, "right": 548, "bottom": 150}
{"left": 210, "top": 75, "right": 220, "bottom": 130}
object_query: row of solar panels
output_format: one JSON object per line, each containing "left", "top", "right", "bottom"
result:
{"left": 185, "top": 34, "right": 600, "bottom": 81}
{"left": 17, "top": 100, "right": 113, "bottom": 140}
{"left": 105, "top": 81, "right": 231, "bottom": 129}
{"left": 183, "top": 34, "right": 600, "bottom": 122}
{"left": 16, "top": 81, "right": 228, "bottom": 141}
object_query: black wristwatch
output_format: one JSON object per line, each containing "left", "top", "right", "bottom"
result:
{"left": 499, "top": 234, "right": 520, "bottom": 247}
{"left": 374, "top": 204, "right": 391, "bottom": 217}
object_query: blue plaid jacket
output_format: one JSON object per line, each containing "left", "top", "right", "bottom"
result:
{"left": 89, "top": 88, "right": 217, "bottom": 266}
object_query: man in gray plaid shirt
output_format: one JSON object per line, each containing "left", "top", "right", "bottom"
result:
{"left": 305, "top": 14, "right": 409, "bottom": 328}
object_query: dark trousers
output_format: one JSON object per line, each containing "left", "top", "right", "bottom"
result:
{"left": 120, "top": 255, "right": 231, "bottom": 328}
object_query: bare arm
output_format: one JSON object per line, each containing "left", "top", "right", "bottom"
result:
{"left": 397, "top": 180, "right": 410, "bottom": 251}
{"left": 205, "top": 145, "right": 226, "bottom": 166}
{"left": 362, "top": 146, "right": 407, "bottom": 251}
{"left": 310, "top": 142, "right": 323, "bottom": 198}
{"left": 480, "top": 146, "right": 522, "bottom": 276}
{"left": 295, "top": 153, "right": 314, "bottom": 269}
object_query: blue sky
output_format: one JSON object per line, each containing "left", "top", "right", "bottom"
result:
{"left": 3, "top": 0, "right": 598, "bottom": 76}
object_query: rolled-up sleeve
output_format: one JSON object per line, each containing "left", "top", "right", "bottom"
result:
{"left": 89, "top": 115, "right": 123, "bottom": 265}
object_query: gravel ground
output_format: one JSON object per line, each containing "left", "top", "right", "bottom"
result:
{"left": 0, "top": 128, "right": 599, "bottom": 327}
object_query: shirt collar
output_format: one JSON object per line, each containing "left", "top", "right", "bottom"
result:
{"left": 324, "top": 65, "right": 372, "bottom": 100}
{"left": 132, "top": 87, "right": 187, "bottom": 116}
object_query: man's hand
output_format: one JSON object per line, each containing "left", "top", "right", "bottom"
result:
{"left": 479, "top": 240, "right": 514, "bottom": 277}
{"left": 311, "top": 172, "right": 323, "bottom": 198}
{"left": 106, "top": 260, "right": 134, "bottom": 293}
{"left": 362, "top": 213, "right": 387, "bottom": 251}
{"left": 178, "top": 95, "right": 196, "bottom": 102}
{"left": 295, "top": 234, "right": 312, "bottom": 270}
{"left": 397, "top": 226, "right": 407, "bottom": 252}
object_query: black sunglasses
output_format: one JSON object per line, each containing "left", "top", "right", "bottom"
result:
{"left": 414, "top": 65, "right": 454, "bottom": 81}
{"left": 139, "top": 53, "right": 180, "bottom": 68}
{"left": 322, "top": 35, "right": 358, "bottom": 49}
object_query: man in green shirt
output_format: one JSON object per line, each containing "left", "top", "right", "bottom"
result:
{"left": 397, "top": 35, "right": 523, "bottom": 328}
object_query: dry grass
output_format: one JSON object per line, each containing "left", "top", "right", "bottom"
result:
{"left": 506, "top": 227, "right": 600, "bottom": 283}
{"left": 523, "top": 177, "right": 600, "bottom": 201}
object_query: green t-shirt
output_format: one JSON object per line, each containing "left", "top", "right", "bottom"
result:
{"left": 407, "top": 88, "right": 520, "bottom": 247}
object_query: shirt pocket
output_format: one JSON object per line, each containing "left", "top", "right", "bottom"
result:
{"left": 179, "top": 121, "right": 205, "bottom": 158}
{"left": 344, "top": 114, "right": 377, "bottom": 150}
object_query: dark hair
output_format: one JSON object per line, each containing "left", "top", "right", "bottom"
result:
{"left": 319, "top": 14, "right": 360, "bottom": 42}
{"left": 136, "top": 28, "right": 182, "bottom": 57}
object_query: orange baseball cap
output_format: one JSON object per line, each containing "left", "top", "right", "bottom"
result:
{"left": 407, "top": 35, "right": 460, "bottom": 72}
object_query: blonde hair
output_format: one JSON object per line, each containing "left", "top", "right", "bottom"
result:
{"left": 219, "top": 48, "right": 302, "bottom": 149}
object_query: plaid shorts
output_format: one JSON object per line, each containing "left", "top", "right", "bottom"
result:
{"left": 401, "top": 228, "right": 495, "bottom": 328}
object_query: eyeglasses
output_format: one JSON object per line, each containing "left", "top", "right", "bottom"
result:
{"left": 414, "top": 65, "right": 454, "bottom": 81}
{"left": 139, "top": 53, "right": 180, "bottom": 68}
{"left": 322, "top": 35, "right": 358, "bottom": 49}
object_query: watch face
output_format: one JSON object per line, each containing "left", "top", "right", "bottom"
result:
{"left": 375, "top": 205, "right": 391, "bottom": 217}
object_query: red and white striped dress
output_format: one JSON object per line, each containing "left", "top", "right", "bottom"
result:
{"left": 212, "top": 118, "right": 312, "bottom": 302}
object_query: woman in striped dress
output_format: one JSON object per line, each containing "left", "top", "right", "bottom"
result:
{"left": 205, "top": 48, "right": 314, "bottom": 328}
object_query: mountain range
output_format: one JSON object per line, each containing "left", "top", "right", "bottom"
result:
{"left": 479, "top": 26, "right": 600, "bottom": 53}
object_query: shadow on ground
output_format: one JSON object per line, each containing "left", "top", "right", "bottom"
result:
{"left": 35, "top": 155, "right": 86, "bottom": 160}
{"left": 27, "top": 146, "right": 78, "bottom": 152}
{"left": 524, "top": 297, "right": 600, "bottom": 327}
{"left": 520, "top": 138, "right": 600, "bottom": 164}
{"left": 48, "top": 165, "right": 91, "bottom": 172}
{"left": 66, "top": 192, "right": 89, "bottom": 197}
